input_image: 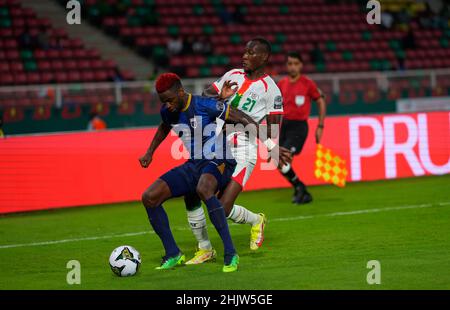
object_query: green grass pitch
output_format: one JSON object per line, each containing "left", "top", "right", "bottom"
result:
{"left": 0, "top": 175, "right": 449, "bottom": 290}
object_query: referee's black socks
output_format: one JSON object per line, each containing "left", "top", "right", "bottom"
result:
{"left": 282, "top": 166, "right": 306, "bottom": 192}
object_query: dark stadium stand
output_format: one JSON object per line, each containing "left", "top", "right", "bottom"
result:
{"left": 68, "top": 0, "right": 450, "bottom": 77}
{"left": 0, "top": 0, "right": 449, "bottom": 135}
{"left": 0, "top": 0, "right": 135, "bottom": 85}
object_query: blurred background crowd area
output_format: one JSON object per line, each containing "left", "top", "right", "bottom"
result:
{"left": 0, "top": 0, "right": 449, "bottom": 135}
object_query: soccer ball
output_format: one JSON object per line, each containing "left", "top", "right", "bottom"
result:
{"left": 109, "top": 245, "right": 141, "bottom": 277}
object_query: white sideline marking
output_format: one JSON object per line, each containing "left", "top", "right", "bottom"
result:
{"left": 0, "top": 231, "right": 152, "bottom": 249}
{"left": 0, "top": 202, "right": 448, "bottom": 250}
{"left": 271, "top": 203, "right": 435, "bottom": 222}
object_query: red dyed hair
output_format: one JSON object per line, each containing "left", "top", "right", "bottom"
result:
{"left": 155, "top": 73, "right": 181, "bottom": 93}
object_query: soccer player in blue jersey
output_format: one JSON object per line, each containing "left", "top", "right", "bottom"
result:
{"left": 139, "top": 73, "right": 261, "bottom": 272}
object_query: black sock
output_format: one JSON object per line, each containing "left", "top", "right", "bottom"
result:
{"left": 282, "top": 167, "right": 306, "bottom": 191}
{"left": 204, "top": 196, "right": 236, "bottom": 261}
{"left": 145, "top": 205, "right": 180, "bottom": 258}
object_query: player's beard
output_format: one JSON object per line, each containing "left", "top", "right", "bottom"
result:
{"left": 245, "top": 62, "right": 266, "bottom": 76}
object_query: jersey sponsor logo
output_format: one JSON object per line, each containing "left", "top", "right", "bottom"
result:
{"left": 249, "top": 92, "right": 260, "bottom": 101}
{"left": 274, "top": 95, "right": 283, "bottom": 109}
{"left": 216, "top": 101, "right": 225, "bottom": 112}
{"left": 190, "top": 117, "right": 198, "bottom": 129}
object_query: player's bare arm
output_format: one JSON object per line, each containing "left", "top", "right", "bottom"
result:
{"left": 203, "top": 79, "right": 237, "bottom": 99}
{"left": 266, "top": 114, "right": 282, "bottom": 139}
{"left": 219, "top": 80, "right": 238, "bottom": 100}
{"left": 221, "top": 80, "right": 292, "bottom": 166}
{"left": 226, "top": 106, "right": 258, "bottom": 129}
{"left": 139, "top": 122, "right": 171, "bottom": 168}
{"left": 266, "top": 114, "right": 292, "bottom": 167}
{"left": 227, "top": 111, "right": 292, "bottom": 167}
{"left": 202, "top": 84, "right": 220, "bottom": 98}
{"left": 315, "top": 95, "right": 326, "bottom": 144}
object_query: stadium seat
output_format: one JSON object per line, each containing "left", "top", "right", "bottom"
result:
{"left": 0, "top": 0, "right": 134, "bottom": 86}
{"left": 0, "top": 0, "right": 446, "bottom": 127}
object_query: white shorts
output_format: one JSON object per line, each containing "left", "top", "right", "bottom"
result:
{"left": 227, "top": 132, "right": 258, "bottom": 187}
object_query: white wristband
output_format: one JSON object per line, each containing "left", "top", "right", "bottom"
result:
{"left": 263, "top": 138, "right": 277, "bottom": 151}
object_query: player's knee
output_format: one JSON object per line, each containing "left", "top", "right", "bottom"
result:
{"left": 141, "top": 189, "right": 159, "bottom": 208}
{"left": 196, "top": 184, "right": 214, "bottom": 201}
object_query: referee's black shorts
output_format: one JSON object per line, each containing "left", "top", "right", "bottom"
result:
{"left": 279, "top": 119, "right": 309, "bottom": 156}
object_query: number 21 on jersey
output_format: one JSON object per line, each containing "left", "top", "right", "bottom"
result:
{"left": 242, "top": 98, "right": 256, "bottom": 112}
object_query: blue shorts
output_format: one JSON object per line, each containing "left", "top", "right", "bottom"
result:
{"left": 159, "top": 159, "right": 236, "bottom": 198}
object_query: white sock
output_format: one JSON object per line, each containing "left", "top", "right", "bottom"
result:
{"left": 227, "top": 204, "right": 260, "bottom": 226}
{"left": 187, "top": 207, "right": 212, "bottom": 250}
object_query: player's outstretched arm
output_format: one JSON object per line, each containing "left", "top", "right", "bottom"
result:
{"left": 202, "top": 84, "right": 220, "bottom": 98}
{"left": 224, "top": 109, "right": 291, "bottom": 167}
{"left": 264, "top": 114, "right": 292, "bottom": 167}
{"left": 266, "top": 114, "right": 282, "bottom": 140}
{"left": 139, "top": 122, "right": 171, "bottom": 168}
{"left": 225, "top": 106, "right": 259, "bottom": 138}
{"left": 219, "top": 81, "right": 237, "bottom": 99}
{"left": 203, "top": 80, "right": 236, "bottom": 100}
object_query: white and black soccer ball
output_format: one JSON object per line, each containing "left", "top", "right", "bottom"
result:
{"left": 109, "top": 245, "right": 141, "bottom": 277}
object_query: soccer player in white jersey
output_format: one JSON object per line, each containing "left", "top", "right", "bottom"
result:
{"left": 184, "top": 38, "right": 291, "bottom": 264}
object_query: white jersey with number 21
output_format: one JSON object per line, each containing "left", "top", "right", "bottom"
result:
{"left": 212, "top": 68, "right": 283, "bottom": 187}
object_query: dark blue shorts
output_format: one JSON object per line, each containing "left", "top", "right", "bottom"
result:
{"left": 159, "top": 159, "right": 236, "bottom": 198}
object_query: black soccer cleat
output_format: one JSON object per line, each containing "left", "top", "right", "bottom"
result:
{"left": 291, "top": 186, "right": 300, "bottom": 203}
{"left": 292, "top": 185, "right": 306, "bottom": 203}
{"left": 294, "top": 190, "right": 313, "bottom": 205}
